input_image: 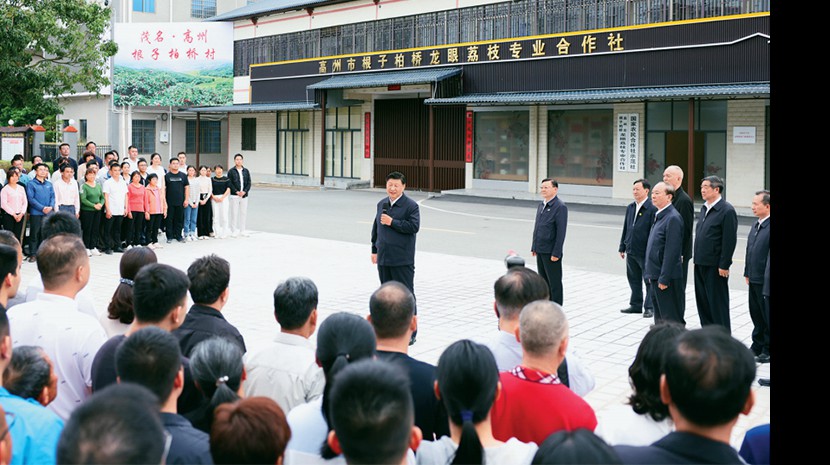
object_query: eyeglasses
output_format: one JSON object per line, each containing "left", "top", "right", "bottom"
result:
{"left": 0, "top": 412, "right": 16, "bottom": 442}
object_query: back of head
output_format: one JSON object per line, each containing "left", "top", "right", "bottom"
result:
{"left": 436, "top": 339, "right": 499, "bottom": 465}
{"left": 211, "top": 397, "right": 291, "bottom": 465}
{"left": 664, "top": 326, "right": 756, "bottom": 427}
{"left": 532, "top": 429, "right": 622, "bottom": 465}
{"left": 273, "top": 276, "right": 318, "bottom": 330}
{"left": 628, "top": 322, "right": 687, "bottom": 421}
{"left": 0, "top": 244, "right": 19, "bottom": 294}
{"left": 494, "top": 267, "right": 550, "bottom": 320}
{"left": 329, "top": 359, "right": 414, "bottom": 465}
{"left": 0, "top": 231, "right": 20, "bottom": 249}
{"left": 36, "top": 234, "right": 87, "bottom": 290}
{"left": 3, "top": 345, "right": 51, "bottom": 401}
{"left": 187, "top": 254, "right": 230, "bottom": 305}
{"left": 115, "top": 327, "right": 182, "bottom": 405}
{"left": 518, "top": 300, "right": 568, "bottom": 357}
{"left": 189, "top": 337, "right": 244, "bottom": 415}
{"left": 316, "top": 312, "right": 377, "bottom": 459}
{"left": 56, "top": 383, "right": 165, "bottom": 465}
{"left": 133, "top": 263, "right": 190, "bottom": 323}
{"left": 42, "top": 211, "right": 82, "bottom": 239}
{"left": 369, "top": 281, "right": 415, "bottom": 339}
{"left": 107, "top": 247, "right": 158, "bottom": 324}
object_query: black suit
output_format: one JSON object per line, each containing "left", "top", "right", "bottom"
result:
{"left": 671, "top": 186, "right": 694, "bottom": 307}
{"left": 644, "top": 204, "right": 685, "bottom": 325}
{"left": 619, "top": 198, "right": 657, "bottom": 312}
{"left": 744, "top": 217, "right": 770, "bottom": 356}
{"left": 531, "top": 196, "right": 568, "bottom": 305}
{"left": 371, "top": 193, "right": 420, "bottom": 294}
{"left": 693, "top": 198, "right": 738, "bottom": 332}
{"left": 615, "top": 432, "right": 746, "bottom": 464}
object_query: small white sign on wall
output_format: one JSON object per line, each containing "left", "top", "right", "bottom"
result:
{"left": 616, "top": 113, "right": 639, "bottom": 172}
{"left": 733, "top": 126, "right": 756, "bottom": 144}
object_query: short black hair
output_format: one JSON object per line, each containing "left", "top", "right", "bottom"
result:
{"left": 0, "top": 231, "right": 20, "bottom": 249}
{"left": 541, "top": 178, "right": 559, "bottom": 188}
{"left": 36, "top": 234, "right": 87, "bottom": 289}
{"left": 11, "top": 154, "right": 23, "bottom": 162}
{"left": 329, "top": 359, "right": 414, "bottom": 465}
{"left": 233, "top": 153, "right": 243, "bottom": 160}
{"left": 702, "top": 175, "right": 725, "bottom": 194}
{"left": 4, "top": 346, "right": 51, "bottom": 401}
{"left": 755, "top": 189, "right": 770, "bottom": 206}
{"left": 273, "top": 277, "right": 318, "bottom": 330}
{"left": 532, "top": 429, "right": 622, "bottom": 465}
{"left": 128, "top": 145, "right": 137, "bottom": 152}
{"left": 42, "top": 211, "right": 82, "bottom": 239}
{"left": 369, "top": 281, "right": 415, "bottom": 339}
{"left": 386, "top": 171, "right": 406, "bottom": 184}
{"left": 0, "top": 244, "right": 19, "bottom": 283}
{"left": 59, "top": 142, "right": 70, "bottom": 149}
{"left": 494, "top": 266, "right": 550, "bottom": 320}
{"left": 633, "top": 178, "right": 651, "bottom": 191}
{"left": 115, "top": 327, "right": 182, "bottom": 405}
{"left": 187, "top": 254, "right": 230, "bottom": 305}
{"left": 664, "top": 326, "right": 756, "bottom": 427}
{"left": 85, "top": 141, "right": 96, "bottom": 148}
{"left": 133, "top": 263, "right": 190, "bottom": 323}
{"left": 56, "top": 383, "right": 165, "bottom": 465}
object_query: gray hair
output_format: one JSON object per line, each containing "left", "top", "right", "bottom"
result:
{"left": 519, "top": 300, "right": 568, "bottom": 356}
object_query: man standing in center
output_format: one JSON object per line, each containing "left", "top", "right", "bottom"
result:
{"left": 228, "top": 153, "right": 251, "bottom": 237}
{"left": 662, "top": 165, "right": 694, "bottom": 313}
{"left": 531, "top": 178, "right": 568, "bottom": 305}
{"left": 619, "top": 179, "right": 657, "bottom": 318}
{"left": 645, "top": 182, "right": 685, "bottom": 325}
{"left": 165, "top": 157, "right": 189, "bottom": 244}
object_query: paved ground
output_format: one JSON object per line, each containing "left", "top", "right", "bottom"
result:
{"left": 17, "top": 226, "right": 770, "bottom": 449}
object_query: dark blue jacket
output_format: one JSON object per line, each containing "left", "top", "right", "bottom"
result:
{"left": 228, "top": 166, "right": 251, "bottom": 198}
{"left": 644, "top": 204, "right": 683, "bottom": 285}
{"left": 531, "top": 196, "right": 568, "bottom": 257}
{"left": 371, "top": 193, "right": 420, "bottom": 266}
{"left": 693, "top": 198, "right": 738, "bottom": 269}
{"left": 671, "top": 186, "right": 694, "bottom": 260}
{"left": 619, "top": 198, "right": 656, "bottom": 258}
{"left": 25, "top": 177, "right": 55, "bottom": 216}
{"left": 615, "top": 431, "right": 745, "bottom": 464}
{"left": 744, "top": 217, "right": 770, "bottom": 284}
{"left": 160, "top": 413, "right": 213, "bottom": 464}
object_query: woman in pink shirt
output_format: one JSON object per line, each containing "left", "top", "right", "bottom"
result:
{"left": 143, "top": 173, "right": 166, "bottom": 249}
{"left": 1, "top": 167, "right": 28, "bottom": 242}
{"left": 127, "top": 171, "right": 146, "bottom": 248}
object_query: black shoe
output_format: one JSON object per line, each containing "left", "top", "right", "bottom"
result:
{"left": 113, "top": 247, "right": 124, "bottom": 253}
{"left": 755, "top": 353, "right": 770, "bottom": 364}
{"left": 103, "top": 249, "right": 113, "bottom": 255}
{"left": 620, "top": 306, "right": 642, "bottom": 314}
{"left": 177, "top": 238, "right": 186, "bottom": 243}
{"left": 758, "top": 378, "right": 770, "bottom": 387}
{"left": 643, "top": 309, "right": 654, "bottom": 318}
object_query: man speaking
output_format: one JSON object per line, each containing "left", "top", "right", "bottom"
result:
{"left": 371, "top": 172, "right": 420, "bottom": 297}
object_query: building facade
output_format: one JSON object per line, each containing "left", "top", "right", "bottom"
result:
{"left": 195, "top": 0, "right": 769, "bottom": 206}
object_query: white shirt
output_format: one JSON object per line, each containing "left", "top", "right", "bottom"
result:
{"left": 123, "top": 157, "right": 139, "bottom": 175}
{"left": 484, "top": 329, "right": 596, "bottom": 397}
{"left": 286, "top": 398, "right": 327, "bottom": 454}
{"left": 148, "top": 165, "right": 166, "bottom": 190}
{"left": 7, "top": 293, "right": 107, "bottom": 421}
{"left": 243, "top": 332, "right": 325, "bottom": 414}
{"left": 23, "top": 275, "right": 97, "bottom": 319}
{"left": 704, "top": 195, "right": 722, "bottom": 216}
{"left": 416, "top": 436, "right": 537, "bottom": 465}
{"left": 103, "top": 177, "right": 129, "bottom": 215}
{"left": 54, "top": 177, "right": 80, "bottom": 211}
{"left": 594, "top": 404, "right": 673, "bottom": 446}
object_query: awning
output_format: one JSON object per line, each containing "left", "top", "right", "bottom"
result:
{"left": 182, "top": 102, "right": 318, "bottom": 113}
{"left": 307, "top": 67, "right": 462, "bottom": 90}
{"left": 424, "top": 83, "right": 770, "bottom": 105}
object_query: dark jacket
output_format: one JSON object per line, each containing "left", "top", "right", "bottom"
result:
{"left": 744, "top": 217, "right": 770, "bottom": 284}
{"left": 644, "top": 204, "right": 683, "bottom": 285}
{"left": 671, "top": 186, "right": 694, "bottom": 260}
{"left": 160, "top": 412, "right": 213, "bottom": 465}
{"left": 693, "top": 198, "right": 738, "bottom": 269}
{"left": 531, "top": 196, "right": 568, "bottom": 257}
{"left": 228, "top": 166, "right": 251, "bottom": 198}
{"left": 619, "top": 198, "right": 657, "bottom": 258}
{"left": 173, "top": 304, "right": 247, "bottom": 357}
{"left": 371, "top": 193, "right": 420, "bottom": 266}
{"left": 615, "top": 431, "right": 746, "bottom": 464}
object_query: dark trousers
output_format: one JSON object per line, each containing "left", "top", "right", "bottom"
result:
{"left": 79, "top": 210, "right": 101, "bottom": 250}
{"left": 129, "top": 212, "right": 145, "bottom": 246}
{"left": 1, "top": 214, "right": 24, "bottom": 244}
{"left": 537, "top": 254, "right": 564, "bottom": 305}
{"left": 694, "top": 264, "right": 731, "bottom": 333}
{"left": 166, "top": 205, "right": 184, "bottom": 240}
{"left": 58, "top": 205, "right": 76, "bottom": 216}
{"left": 27, "top": 215, "right": 45, "bottom": 256}
{"left": 197, "top": 200, "right": 213, "bottom": 237}
{"left": 650, "top": 278, "right": 685, "bottom": 325}
{"left": 626, "top": 254, "right": 652, "bottom": 311}
{"left": 146, "top": 214, "right": 163, "bottom": 244}
{"left": 749, "top": 282, "right": 770, "bottom": 356}
{"left": 121, "top": 215, "right": 132, "bottom": 246}
{"left": 103, "top": 215, "right": 124, "bottom": 251}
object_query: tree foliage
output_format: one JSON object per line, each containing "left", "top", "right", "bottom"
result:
{"left": 0, "top": 0, "right": 118, "bottom": 124}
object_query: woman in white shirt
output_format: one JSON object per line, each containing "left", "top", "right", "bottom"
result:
{"left": 416, "top": 340, "right": 537, "bottom": 465}
{"left": 147, "top": 152, "right": 166, "bottom": 192}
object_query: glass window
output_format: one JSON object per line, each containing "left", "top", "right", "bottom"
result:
{"left": 133, "top": 0, "right": 155, "bottom": 13}
{"left": 547, "top": 109, "right": 613, "bottom": 186}
{"left": 473, "top": 111, "right": 529, "bottom": 182}
{"left": 80, "top": 119, "right": 88, "bottom": 142}
{"left": 698, "top": 100, "right": 727, "bottom": 131}
{"left": 191, "top": 0, "right": 217, "bottom": 19}
{"left": 644, "top": 131, "right": 666, "bottom": 188}
{"left": 325, "top": 107, "right": 362, "bottom": 179}
{"left": 185, "top": 120, "right": 222, "bottom": 153}
{"left": 132, "top": 120, "right": 156, "bottom": 155}
{"left": 646, "top": 102, "right": 671, "bottom": 131}
{"left": 278, "top": 112, "right": 310, "bottom": 175}
{"left": 672, "top": 102, "right": 689, "bottom": 130}
{"left": 241, "top": 118, "right": 256, "bottom": 151}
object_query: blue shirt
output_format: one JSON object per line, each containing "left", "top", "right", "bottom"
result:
{"left": 0, "top": 387, "right": 64, "bottom": 465}
{"left": 25, "top": 178, "right": 55, "bottom": 216}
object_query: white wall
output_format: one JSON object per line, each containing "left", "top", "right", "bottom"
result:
{"left": 726, "top": 99, "right": 767, "bottom": 209}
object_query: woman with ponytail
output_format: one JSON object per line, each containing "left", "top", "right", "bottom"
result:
{"left": 187, "top": 336, "right": 246, "bottom": 434}
{"left": 416, "top": 340, "right": 537, "bottom": 465}
{"left": 285, "top": 312, "right": 377, "bottom": 461}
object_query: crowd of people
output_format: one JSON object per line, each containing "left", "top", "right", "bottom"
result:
{"left": 0, "top": 145, "right": 253, "bottom": 261}
{"left": 0, "top": 209, "right": 768, "bottom": 463}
